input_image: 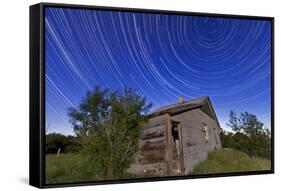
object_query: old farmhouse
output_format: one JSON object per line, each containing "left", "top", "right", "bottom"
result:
{"left": 128, "top": 96, "right": 222, "bottom": 176}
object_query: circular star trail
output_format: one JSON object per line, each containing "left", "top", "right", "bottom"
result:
{"left": 45, "top": 7, "right": 272, "bottom": 135}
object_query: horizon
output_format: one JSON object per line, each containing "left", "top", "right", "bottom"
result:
{"left": 45, "top": 7, "right": 272, "bottom": 136}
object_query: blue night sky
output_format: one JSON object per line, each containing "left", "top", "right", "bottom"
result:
{"left": 45, "top": 7, "right": 272, "bottom": 135}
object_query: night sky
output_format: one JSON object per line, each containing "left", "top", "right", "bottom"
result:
{"left": 45, "top": 7, "right": 272, "bottom": 135}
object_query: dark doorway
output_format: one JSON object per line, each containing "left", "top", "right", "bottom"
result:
{"left": 171, "top": 121, "right": 183, "bottom": 175}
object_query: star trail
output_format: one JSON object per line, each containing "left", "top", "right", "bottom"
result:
{"left": 45, "top": 7, "right": 272, "bottom": 135}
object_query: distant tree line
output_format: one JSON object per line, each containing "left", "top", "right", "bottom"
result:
{"left": 45, "top": 133, "right": 81, "bottom": 154}
{"left": 220, "top": 111, "right": 271, "bottom": 160}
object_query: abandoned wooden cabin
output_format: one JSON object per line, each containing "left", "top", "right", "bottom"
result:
{"left": 127, "top": 96, "right": 222, "bottom": 176}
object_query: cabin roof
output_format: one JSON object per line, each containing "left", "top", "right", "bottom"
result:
{"left": 148, "top": 96, "right": 206, "bottom": 117}
{"left": 148, "top": 96, "right": 220, "bottom": 127}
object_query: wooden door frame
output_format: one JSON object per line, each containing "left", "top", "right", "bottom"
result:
{"left": 178, "top": 123, "right": 185, "bottom": 175}
{"left": 165, "top": 114, "right": 173, "bottom": 175}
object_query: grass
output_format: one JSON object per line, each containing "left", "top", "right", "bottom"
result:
{"left": 46, "top": 153, "right": 147, "bottom": 184}
{"left": 192, "top": 149, "right": 271, "bottom": 175}
{"left": 45, "top": 153, "right": 90, "bottom": 184}
{"left": 46, "top": 150, "right": 271, "bottom": 184}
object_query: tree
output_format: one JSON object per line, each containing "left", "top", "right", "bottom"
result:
{"left": 67, "top": 86, "right": 152, "bottom": 179}
{"left": 223, "top": 111, "right": 271, "bottom": 159}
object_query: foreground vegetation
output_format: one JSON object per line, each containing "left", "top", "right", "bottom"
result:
{"left": 46, "top": 86, "right": 152, "bottom": 184}
{"left": 46, "top": 149, "right": 271, "bottom": 184}
{"left": 192, "top": 150, "right": 271, "bottom": 175}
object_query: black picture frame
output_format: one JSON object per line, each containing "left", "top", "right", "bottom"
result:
{"left": 30, "top": 2, "right": 274, "bottom": 189}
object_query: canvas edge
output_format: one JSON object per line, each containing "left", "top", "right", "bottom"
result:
{"left": 29, "top": 2, "right": 275, "bottom": 189}
{"left": 29, "top": 3, "right": 43, "bottom": 188}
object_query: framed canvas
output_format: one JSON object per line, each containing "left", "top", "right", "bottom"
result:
{"left": 29, "top": 2, "right": 274, "bottom": 188}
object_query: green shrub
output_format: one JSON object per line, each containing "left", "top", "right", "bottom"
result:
{"left": 67, "top": 86, "right": 152, "bottom": 180}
